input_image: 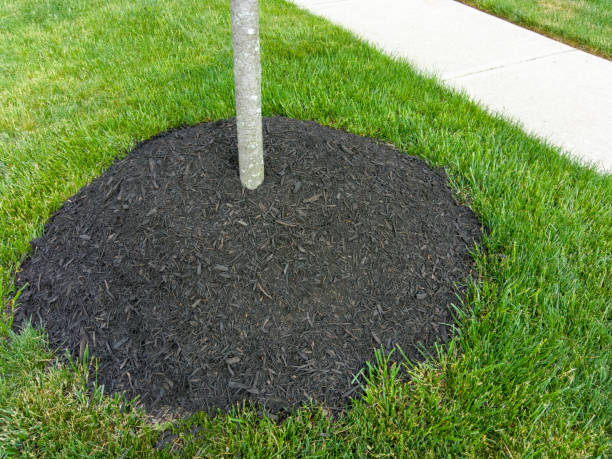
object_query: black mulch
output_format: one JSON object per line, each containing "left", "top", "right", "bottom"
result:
{"left": 13, "top": 117, "right": 482, "bottom": 418}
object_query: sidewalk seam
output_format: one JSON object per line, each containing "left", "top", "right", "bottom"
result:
{"left": 445, "top": 49, "right": 577, "bottom": 81}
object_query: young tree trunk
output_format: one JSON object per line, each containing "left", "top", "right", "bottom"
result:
{"left": 231, "top": 0, "right": 264, "bottom": 190}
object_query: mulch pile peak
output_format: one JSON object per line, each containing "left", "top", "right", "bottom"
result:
{"left": 14, "top": 117, "right": 482, "bottom": 418}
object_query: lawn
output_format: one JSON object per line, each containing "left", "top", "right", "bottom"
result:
{"left": 1, "top": 0, "right": 611, "bottom": 456}
{"left": 459, "top": 0, "right": 612, "bottom": 59}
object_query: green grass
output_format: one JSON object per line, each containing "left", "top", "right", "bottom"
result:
{"left": 460, "top": 0, "right": 612, "bottom": 59}
{"left": 1, "top": 0, "right": 611, "bottom": 456}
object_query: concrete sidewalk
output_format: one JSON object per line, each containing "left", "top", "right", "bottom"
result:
{"left": 291, "top": 0, "right": 612, "bottom": 173}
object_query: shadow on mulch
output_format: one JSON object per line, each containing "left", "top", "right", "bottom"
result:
{"left": 12, "top": 117, "right": 482, "bottom": 420}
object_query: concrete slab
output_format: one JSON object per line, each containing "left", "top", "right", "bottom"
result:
{"left": 292, "top": 0, "right": 573, "bottom": 79}
{"left": 448, "top": 51, "right": 612, "bottom": 169}
{"left": 290, "top": 0, "right": 612, "bottom": 172}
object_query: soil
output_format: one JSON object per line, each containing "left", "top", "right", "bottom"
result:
{"left": 13, "top": 117, "right": 482, "bottom": 419}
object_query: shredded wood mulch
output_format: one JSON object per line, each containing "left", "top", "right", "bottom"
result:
{"left": 13, "top": 117, "right": 482, "bottom": 419}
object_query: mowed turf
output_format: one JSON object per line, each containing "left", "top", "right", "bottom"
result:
{"left": 0, "top": 0, "right": 610, "bottom": 456}
{"left": 460, "top": 0, "right": 612, "bottom": 59}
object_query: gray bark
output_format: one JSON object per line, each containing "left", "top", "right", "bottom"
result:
{"left": 231, "top": 0, "right": 264, "bottom": 190}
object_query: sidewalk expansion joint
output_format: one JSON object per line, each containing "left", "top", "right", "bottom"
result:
{"left": 445, "top": 49, "right": 577, "bottom": 81}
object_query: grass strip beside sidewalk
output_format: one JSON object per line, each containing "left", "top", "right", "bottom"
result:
{"left": 459, "top": 0, "right": 612, "bottom": 59}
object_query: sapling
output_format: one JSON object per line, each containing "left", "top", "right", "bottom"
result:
{"left": 231, "top": 0, "right": 264, "bottom": 190}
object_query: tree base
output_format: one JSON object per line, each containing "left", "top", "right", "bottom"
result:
{"left": 14, "top": 117, "right": 482, "bottom": 419}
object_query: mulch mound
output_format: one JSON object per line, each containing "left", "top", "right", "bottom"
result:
{"left": 13, "top": 117, "right": 481, "bottom": 418}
